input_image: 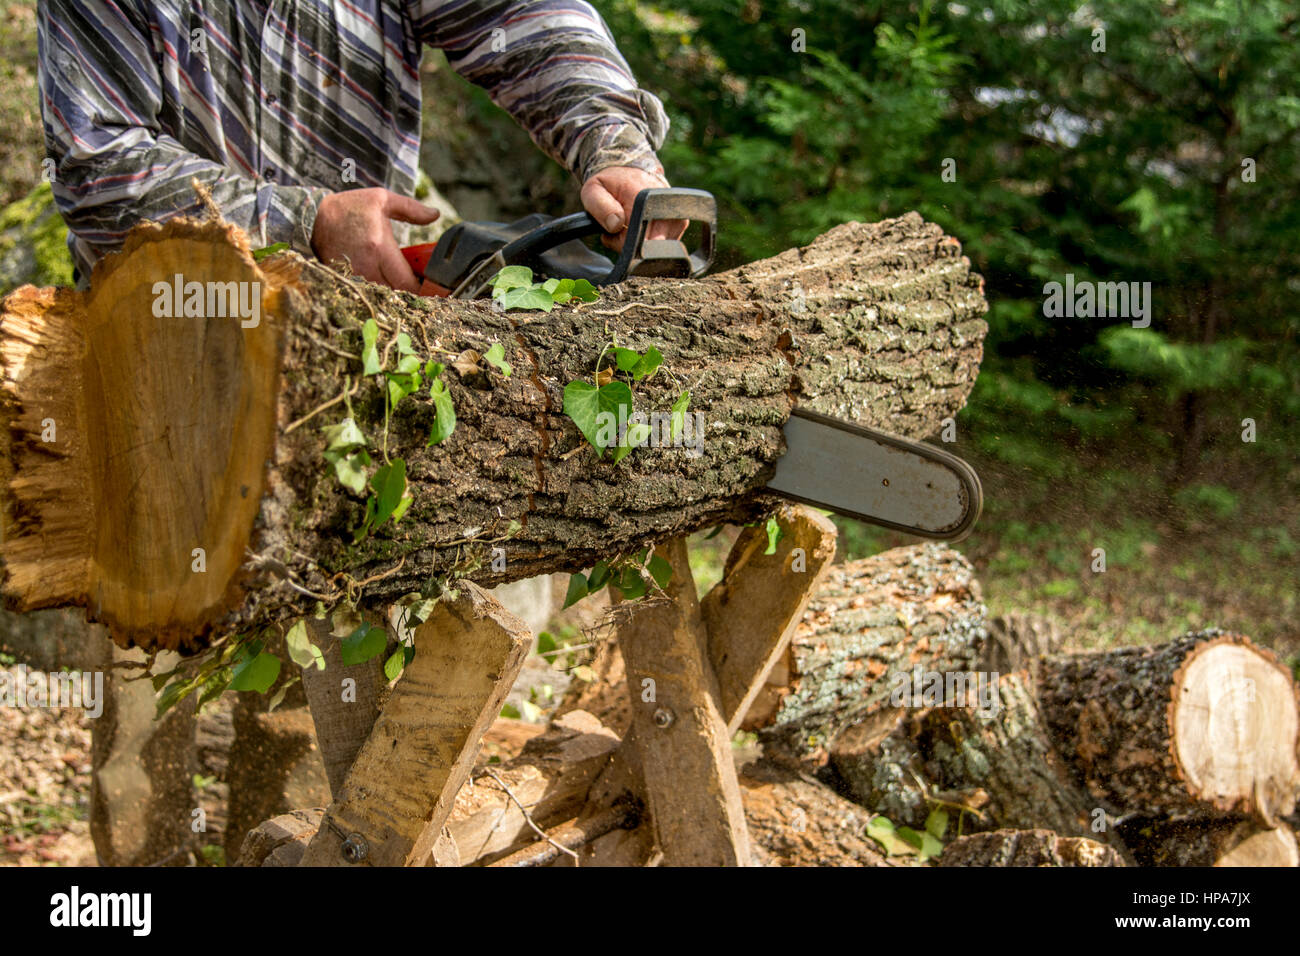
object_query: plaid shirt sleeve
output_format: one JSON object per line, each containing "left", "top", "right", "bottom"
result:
{"left": 410, "top": 0, "right": 670, "bottom": 182}
{"left": 37, "top": 0, "right": 327, "bottom": 278}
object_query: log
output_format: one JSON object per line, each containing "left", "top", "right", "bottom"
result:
{"left": 937, "top": 829, "right": 1125, "bottom": 867}
{"left": 0, "top": 213, "right": 986, "bottom": 650}
{"left": 739, "top": 759, "right": 891, "bottom": 867}
{"left": 1121, "top": 817, "right": 1299, "bottom": 867}
{"left": 829, "top": 672, "right": 1130, "bottom": 859}
{"left": 1037, "top": 630, "right": 1300, "bottom": 824}
{"left": 745, "top": 543, "right": 989, "bottom": 761}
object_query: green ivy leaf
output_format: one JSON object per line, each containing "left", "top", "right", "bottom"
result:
{"left": 428, "top": 377, "right": 456, "bottom": 446}
{"left": 383, "top": 646, "right": 408, "bottom": 682}
{"left": 322, "top": 418, "right": 367, "bottom": 452}
{"left": 340, "top": 623, "right": 387, "bottom": 666}
{"left": 499, "top": 286, "right": 555, "bottom": 312}
{"left": 611, "top": 421, "right": 651, "bottom": 464}
{"left": 483, "top": 342, "right": 512, "bottom": 377}
{"left": 267, "top": 676, "right": 300, "bottom": 712}
{"left": 569, "top": 279, "right": 599, "bottom": 303}
{"left": 536, "top": 631, "right": 558, "bottom": 659}
{"left": 670, "top": 391, "right": 690, "bottom": 443}
{"left": 866, "top": 816, "right": 914, "bottom": 856}
{"left": 610, "top": 346, "right": 663, "bottom": 381}
{"left": 368, "top": 459, "right": 408, "bottom": 528}
{"left": 764, "top": 515, "right": 783, "bottom": 555}
{"left": 195, "top": 668, "right": 232, "bottom": 712}
{"left": 285, "top": 620, "right": 325, "bottom": 671}
{"left": 542, "top": 277, "right": 577, "bottom": 300}
{"left": 386, "top": 353, "right": 424, "bottom": 407}
{"left": 390, "top": 492, "right": 414, "bottom": 523}
{"left": 490, "top": 265, "right": 534, "bottom": 295}
{"left": 612, "top": 347, "right": 643, "bottom": 373}
{"left": 563, "top": 380, "right": 633, "bottom": 456}
{"left": 925, "top": 807, "right": 949, "bottom": 840}
{"left": 155, "top": 678, "right": 194, "bottom": 718}
{"left": 918, "top": 831, "right": 944, "bottom": 863}
{"left": 562, "top": 573, "right": 588, "bottom": 609}
{"left": 587, "top": 560, "right": 612, "bottom": 591}
{"left": 323, "top": 446, "right": 371, "bottom": 495}
{"left": 229, "top": 643, "right": 282, "bottom": 693}
{"left": 251, "top": 242, "right": 289, "bottom": 262}
{"left": 361, "top": 318, "right": 381, "bottom": 376}
{"left": 648, "top": 553, "right": 673, "bottom": 590}
{"left": 614, "top": 564, "right": 647, "bottom": 600}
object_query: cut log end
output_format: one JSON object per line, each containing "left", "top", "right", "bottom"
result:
{"left": 2, "top": 218, "right": 287, "bottom": 650}
{"left": 1168, "top": 634, "right": 1300, "bottom": 822}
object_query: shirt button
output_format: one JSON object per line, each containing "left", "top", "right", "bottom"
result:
{"left": 266, "top": 93, "right": 277, "bottom": 107}
{"left": 264, "top": 167, "right": 277, "bottom": 181}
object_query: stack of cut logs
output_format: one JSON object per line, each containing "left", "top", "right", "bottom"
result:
{"left": 240, "top": 537, "right": 1300, "bottom": 867}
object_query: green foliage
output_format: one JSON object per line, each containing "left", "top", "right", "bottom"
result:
{"left": 563, "top": 549, "right": 674, "bottom": 609}
{"left": 563, "top": 380, "right": 634, "bottom": 457}
{"left": 340, "top": 622, "right": 386, "bottom": 666}
{"left": 562, "top": 340, "right": 682, "bottom": 464}
{"left": 595, "top": 0, "right": 1300, "bottom": 475}
{"left": 0, "top": 182, "right": 75, "bottom": 291}
{"left": 763, "top": 515, "right": 782, "bottom": 555}
{"left": 489, "top": 265, "right": 600, "bottom": 311}
{"left": 228, "top": 640, "right": 281, "bottom": 693}
{"left": 251, "top": 242, "right": 289, "bottom": 261}
{"left": 1174, "top": 483, "right": 1240, "bottom": 521}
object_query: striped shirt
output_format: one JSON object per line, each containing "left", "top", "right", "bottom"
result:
{"left": 37, "top": 0, "right": 669, "bottom": 281}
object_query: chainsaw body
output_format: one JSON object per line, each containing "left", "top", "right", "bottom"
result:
{"left": 401, "top": 187, "right": 717, "bottom": 299}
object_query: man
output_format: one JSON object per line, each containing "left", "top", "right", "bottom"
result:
{"left": 38, "top": 0, "right": 672, "bottom": 289}
{"left": 37, "top": 0, "right": 672, "bottom": 864}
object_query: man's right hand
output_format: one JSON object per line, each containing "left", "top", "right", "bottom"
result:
{"left": 311, "top": 187, "right": 440, "bottom": 292}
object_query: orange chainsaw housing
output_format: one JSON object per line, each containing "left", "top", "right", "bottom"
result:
{"left": 400, "top": 242, "right": 454, "bottom": 297}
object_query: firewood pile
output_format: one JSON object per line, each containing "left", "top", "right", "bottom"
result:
{"left": 240, "top": 535, "right": 1299, "bottom": 867}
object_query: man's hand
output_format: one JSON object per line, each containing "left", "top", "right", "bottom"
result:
{"left": 311, "top": 188, "right": 440, "bottom": 292}
{"left": 581, "top": 165, "right": 685, "bottom": 252}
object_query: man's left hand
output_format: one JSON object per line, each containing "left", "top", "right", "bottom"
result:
{"left": 581, "top": 165, "right": 686, "bottom": 252}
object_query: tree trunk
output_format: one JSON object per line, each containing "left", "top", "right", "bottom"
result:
{"left": 1037, "top": 630, "right": 1299, "bottom": 823}
{"left": 0, "top": 212, "right": 986, "bottom": 651}
{"left": 1121, "top": 817, "right": 1299, "bottom": 867}
{"left": 828, "top": 672, "right": 1131, "bottom": 859}
{"left": 744, "top": 543, "right": 989, "bottom": 761}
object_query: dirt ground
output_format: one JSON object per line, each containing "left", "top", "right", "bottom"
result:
{"left": 0, "top": 684, "right": 94, "bottom": 866}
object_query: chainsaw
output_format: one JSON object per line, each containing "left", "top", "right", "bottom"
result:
{"left": 402, "top": 188, "right": 982, "bottom": 541}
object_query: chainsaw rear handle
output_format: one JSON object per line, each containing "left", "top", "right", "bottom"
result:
{"left": 494, "top": 187, "right": 716, "bottom": 286}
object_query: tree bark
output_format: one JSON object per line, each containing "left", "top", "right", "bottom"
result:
{"left": 1120, "top": 817, "right": 1299, "bottom": 867}
{"left": 1037, "top": 630, "right": 1299, "bottom": 823}
{"left": 744, "top": 543, "right": 989, "bottom": 761}
{"left": 828, "top": 672, "right": 1131, "bottom": 859}
{"left": 937, "top": 828, "right": 1125, "bottom": 867}
{"left": 0, "top": 212, "right": 986, "bottom": 651}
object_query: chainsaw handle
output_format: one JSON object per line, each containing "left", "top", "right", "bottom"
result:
{"left": 499, "top": 188, "right": 716, "bottom": 286}
{"left": 496, "top": 211, "right": 603, "bottom": 266}
{"left": 606, "top": 188, "right": 716, "bottom": 284}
